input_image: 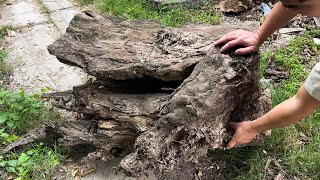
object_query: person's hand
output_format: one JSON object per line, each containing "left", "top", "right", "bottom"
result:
{"left": 214, "top": 30, "right": 262, "bottom": 55}
{"left": 227, "top": 121, "right": 259, "bottom": 149}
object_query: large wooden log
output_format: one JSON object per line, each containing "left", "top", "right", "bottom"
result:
{"left": 120, "top": 49, "right": 271, "bottom": 177}
{"left": 7, "top": 11, "right": 271, "bottom": 179}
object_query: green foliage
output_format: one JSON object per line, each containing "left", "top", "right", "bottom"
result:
{"left": 260, "top": 32, "right": 318, "bottom": 105}
{"left": 0, "top": 26, "right": 64, "bottom": 180}
{"left": 0, "top": 88, "right": 64, "bottom": 179}
{"left": 0, "top": 26, "right": 6, "bottom": 40}
{"left": 259, "top": 51, "right": 271, "bottom": 78}
{"left": 75, "top": 0, "right": 93, "bottom": 5}
{"left": 0, "top": 26, "right": 11, "bottom": 81}
{"left": 76, "top": 0, "right": 221, "bottom": 27}
{"left": 0, "top": 50, "right": 6, "bottom": 60}
{"left": 209, "top": 147, "right": 269, "bottom": 180}
{"left": 0, "top": 88, "right": 62, "bottom": 180}
{"left": 35, "top": 0, "right": 50, "bottom": 14}
{"left": 0, "top": 50, "right": 10, "bottom": 80}
{"left": 0, "top": 89, "right": 58, "bottom": 135}
{"left": 210, "top": 29, "right": 320, "bottom": 179}
{"left": 0, "top": 144, "right": 65, "bottom": 180}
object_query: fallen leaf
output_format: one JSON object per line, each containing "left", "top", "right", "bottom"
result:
{"left": 275, "top": 172, "right": 283, "bottom": 180}
{"left": 313, "top": 17, "right": 320, "bottom": 28}
{"left": 7, "top": 175, "right": 15, "bottom": 180}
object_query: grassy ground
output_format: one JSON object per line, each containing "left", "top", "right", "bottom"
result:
{"left": 0, "top": 27, "right": 10, "bottom": 81}
{"left": 76, "top": 0, "right": 220, "bottom": 27}
{"left": 0, "top": 27, "right": 65, "bottom": 180}
{"left": 211, "top": 29, "right": 320, "bottom": 179}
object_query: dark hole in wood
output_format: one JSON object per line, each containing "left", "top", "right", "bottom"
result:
{"left": 96, "top": 63, "right": 197, "bottom": 94}
{"left": 104, "top": 77, "right": 182, "bottom": 94}
{"left": 71, "top": 144, "right": 96, "bottom": 161}
{"left": 111, "top": 147, "right": 124, "bottom": 157}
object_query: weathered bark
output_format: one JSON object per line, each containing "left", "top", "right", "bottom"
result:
{"left": 119, "top": 49, "right": 271, "bottom": 177}
{"left": 47, "top": 11, "right": 259, "bottom": 81}
{"left": 6, "top": 11, "right": 271, "bottom": 179}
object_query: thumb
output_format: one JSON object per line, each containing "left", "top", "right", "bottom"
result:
{"left": 235, "top": 46, "right": 256, "bottom": 55}
{"left": 227, "top": 136, "right": 237, "bottom": 149}
{"left": 228, "top": 122, "right": 240, "bottom": 129}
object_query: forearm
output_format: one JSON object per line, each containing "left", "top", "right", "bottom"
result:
{"left": 251, "top": 86, "right": 320, "bottom": 132}
{"left": 252, "top": 97, "right": 308, "bottom": 132}
{"left": 256, "top": 2, "right": 298, "bottom": 43}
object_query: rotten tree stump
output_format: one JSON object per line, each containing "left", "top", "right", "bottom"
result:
{"left": 6, "top": 11, "right": 271, "bottom": 179}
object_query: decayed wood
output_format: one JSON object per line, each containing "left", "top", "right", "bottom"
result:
{"left": 6, "top": 11, "right": 271, "bottom": 179}
{"left": 120, "top": 49, "right": 271, "bottom": 177}
{"left": 47, "top": 11, "right": 258, "bottom": 81}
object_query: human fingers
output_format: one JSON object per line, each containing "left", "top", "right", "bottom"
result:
{"left": 220, "top": 38, "right": 242, "bottom": 53}
{"left": 228, "top": 122, "right": 240, "bottom": 129}
{"left": 214, "top": 29, "right": 243, "bottom": 45}
{"left": 214, "top": 35, "right": 237, "bottom": 46}
{"left": 226, "top": 135, "right": 237, "bottom": 149}
{"left": 235, "top": 46, "right": 257, "bottom": 55}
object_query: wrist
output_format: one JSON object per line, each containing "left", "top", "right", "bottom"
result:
{"left": 253, "top": 30, "right": 264, "bottom": 46}
{"left": 248, "top": 120, "right": 264, "bottom": 134}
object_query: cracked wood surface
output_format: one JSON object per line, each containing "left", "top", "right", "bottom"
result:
{"left": 7, "top": 11, "right": 271, "bottom": 179}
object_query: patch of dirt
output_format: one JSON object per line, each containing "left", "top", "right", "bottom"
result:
{"left": 215, "top": 0, "right": 276, "bottom": 23}
{"left": 265, "top": 55, "right": 289, "bottom": 82}
{"left": 220, "top": 0, "right": 316, "bottom": 28}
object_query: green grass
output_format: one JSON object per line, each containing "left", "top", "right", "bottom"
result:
{"left": 35, "top": 0, "right": 50, "bottom": 14}
{"left": 0, "top": 26, "right": 66, "bottom": 180}
{"left": 0, "top": 89, "right": 60, "bottom": 135}
{"left": 0, "top": 50, "right": 9, "bottom": 81}
{"left": 0, "top": 26, "right": 6, "bottom": 39}
{"left": 270, "top": 31, "right": 318, "bottom": 104}
{"left": 0, "top": 26, "right": 11, "bottom": 81}
{"left": 210, "top": 29, "right": 320, "bottom": 179}
{"left": 75, "top": 0, "right": 220, "bottom": 27}
{"left": 0, "top": 144, "right": 66, "bottom": 180}
{"left": 0, "top": 88, "right": 64, "bottom": 179}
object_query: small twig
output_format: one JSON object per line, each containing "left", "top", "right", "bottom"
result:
{"left": 263, "top": 158, "right": 271, "bottom": 180}
{"left": 77, "top": 168, "right": 96, "bottom": 177}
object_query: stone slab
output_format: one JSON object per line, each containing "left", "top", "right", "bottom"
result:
{"left": 0, "top": 0, "right": 48, "bottom": 26}
{"left": 50, "top": 8, "right": 80, "bottom": 33}
{"left": 4, "top": 24, "right": 88, "bottom": 93}
{"left": 42, "top": 0, "right": 74, "bottom": 12}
